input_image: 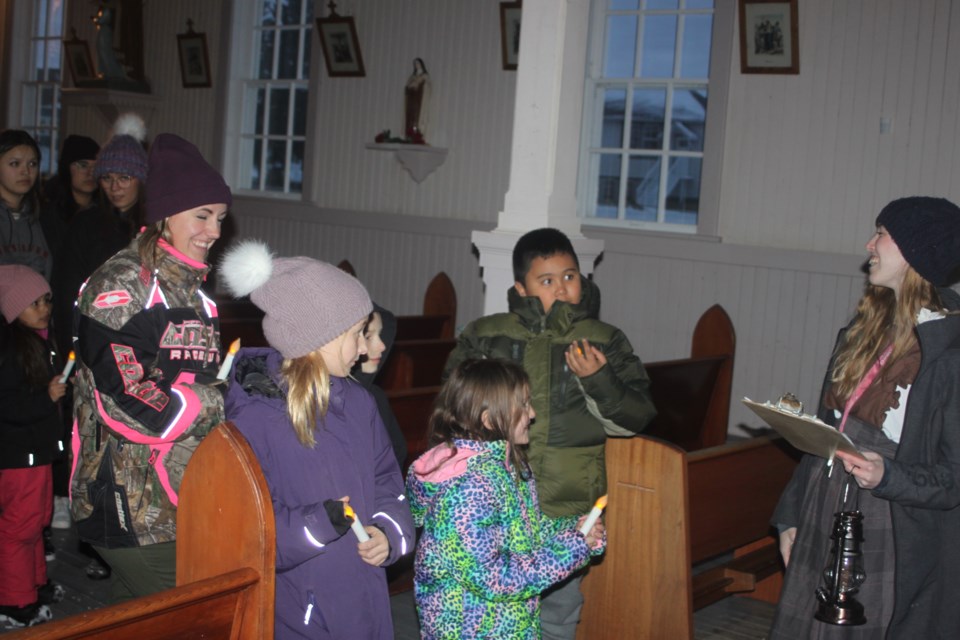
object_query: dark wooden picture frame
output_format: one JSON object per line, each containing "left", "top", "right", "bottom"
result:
{"left": 738, "top": 0, "right": 799, "bottom": 74}
{"left": 499, "top": 1, "right": 522, "bottom": 71}
{"left": 64, "top": 37, "right": 97, "bottom": 85}
{"left": 177, "top": 30, "right": 212, "bottom": 88}
{"left": 316, "top": 14, "right": 366, "bottom": 78}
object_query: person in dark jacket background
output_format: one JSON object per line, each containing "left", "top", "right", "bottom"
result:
{"left": 770, "top": 197, "right": 960, "bottom": 639}
{"left": 221, "top": 240, "right": 414, "bottom": 639}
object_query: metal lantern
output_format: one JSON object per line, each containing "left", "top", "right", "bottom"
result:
{"left": 814, "top": 509, "right": 867, "bottom": 626}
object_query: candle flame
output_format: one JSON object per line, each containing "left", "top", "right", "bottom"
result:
{"left": 228, "top": 338, "right": 241, "bottom": 355}
{"left": 344, "top": 504, "right": 357, "bottom": 521}
{"left": 594, "top": 495, "right": 608, "bottom": 510}
{"left": 67, "top": 351, "right": 75, "bottom": 362}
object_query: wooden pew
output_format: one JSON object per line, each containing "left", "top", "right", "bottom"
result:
{"left": 577, "top": 434, "right": 798, "bottom": 640}
{"left": 643, "top": 304, "right": 736, "bottom": 451}
{"left": 386, "top": 385, "right": 441, "bottom": 473}
{"left": 378, "top": 339, "right": 456, "bottom": 390}
{"left": 12, "top": 423, "right": 276, "bottom": 640}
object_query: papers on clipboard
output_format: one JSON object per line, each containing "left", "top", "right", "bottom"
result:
{"left": 743, "top": 397, "right": 867, "bottom": 463}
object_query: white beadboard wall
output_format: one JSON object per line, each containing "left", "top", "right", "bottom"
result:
{"left": 720, "top": 0, "right": 960, "bottom": 254}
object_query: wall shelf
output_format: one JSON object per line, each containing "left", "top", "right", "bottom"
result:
{"left": 365, "top": 143, "right": 448, "bottom": 183}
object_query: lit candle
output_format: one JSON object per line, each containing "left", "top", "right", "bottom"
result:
{"left": 216, "top": 339, "right": 241, "bottom": 380}
{"left": 59, "top": 351, "right": 76, "bottom": 383}
{"left": 578, "top": 494, "right": 608, "bottom": 536}
{"left": 344, "top": 504, "right": 370, "bottom": 542}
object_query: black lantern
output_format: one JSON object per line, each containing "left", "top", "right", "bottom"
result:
{"left": 814, "top": 508, "right": 867, "bottom": 625}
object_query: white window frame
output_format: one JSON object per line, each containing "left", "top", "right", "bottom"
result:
{"left": 222, "top": 0, "right": 316, "bottom": 199}
{"left": 5, "top": 0, "right": 65, "bottom": 176}
{"left": 578, "top": 0, "right": 733, "bottom": 237}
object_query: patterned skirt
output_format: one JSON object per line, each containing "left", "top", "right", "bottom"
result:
{"left": 769, "top": 417, "right": 898, "bottom": 639}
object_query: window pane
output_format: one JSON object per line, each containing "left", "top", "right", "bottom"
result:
{"left": 33, "top": 41, "right": 46, "bottom": 81}
{"left": 640, "top": 15, "right": 677, "bottom": 78}
{"left": 610, "top": 0, "right": 638, "bottom": 9}
{"left": 630, "top": 87, "right": 665, "bottom": 149}
{"left": 597, "top": 88, "right": 626, "bottom": 148}
{"left": 265, "top": 140, "right": 287, "bottom": 191}
{"left": 293, "top": 87, "right": 308, "bottom": 136}
{"left": 604, "top": 15, "right": 637, "bottom": 77}
{"left": 594, "top": 153, "right": 622, "bottom": 219}
{"left": 687, "top": 0, "right": 714, "bottom": 9}
{"left": 40, "top": 86, "right": 55, "bottom": 126}
{"left": 302, "top": 31, "right": 311, "bottom": 77}
{"left": 249, "top": 138, "right": 263, "bottom": 189}
{"left": 261, "top": 0, "right": 277, "bottom": 27}
{"left": 647, "top": 0, "right": 678, "bottom": 9}
{"left": 289, "top": 140, "right": 304, "bottom": 193}
{"left": 35, "top": 129, "right": 52, "bottom": 174}
{"left": 255, "top": 87, "right": 266, "bottom": 135}
{"left": 680, "top": 14, "right": 712, "bottom": 77}
{"left": 278, "top": 30, "right": 299, "bottom": 79}
{"left": 670, "top": 88, "right": 707, "bottom": 151}
{"left": 665, "top": 156, "right": 701, "bottom": 224}
{"left": 259, "top": 30, "right": 275, "bottom": 79}
{"left": 626, "top": 155, "right": 660, "bottom": 221}
{"left": 269, "top": 87, "right": 290, "bottom": 135}
{"left": 281, "top": 0, "right": 303, "bottom": 25}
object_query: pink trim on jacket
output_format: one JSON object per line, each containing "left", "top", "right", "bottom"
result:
{"left": 411, "top": 444, "right": 481, "bottom": 483}
{"left": 157, "top": 238, "right": 207, "bottom": 270}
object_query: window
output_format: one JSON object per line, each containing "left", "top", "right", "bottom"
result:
{"left": 581, "top": 0, "right": 714, "bottom": 232}
{"left": 231, "top": 0, "right": 313, "bottom": 195}
{"left": 18, "top": 0, "right": 65, "bottom": 175}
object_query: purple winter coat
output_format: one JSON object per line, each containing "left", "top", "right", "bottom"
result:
{"left": 224, "top": 347, "right": 414, "bottom": 639}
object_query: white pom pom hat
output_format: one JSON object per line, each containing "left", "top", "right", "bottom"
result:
{"left": 220, "top": 240, "right": 372, "bottom": 358}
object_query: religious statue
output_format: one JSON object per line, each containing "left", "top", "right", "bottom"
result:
{"left": 404, "top": 58, "right": 431, "bottom": 143}
{"left": 93, "top": 3, "right": 128, "bottom": 79}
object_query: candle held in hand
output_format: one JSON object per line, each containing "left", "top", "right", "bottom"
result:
{"left": 578, "top": 494, "right": 608, "bottom": 535}
{"left": 344, "top": 504, "right": 370, "bottom": 542}
{"left": 216, "top": 338, "right": 241, "bottom": 380}
{"left": 60, "top": 351, "right": 76, "bottom": 383}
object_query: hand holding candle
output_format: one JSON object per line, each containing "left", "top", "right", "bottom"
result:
{"left": 59, "top": 351, "right": 76, "bottom": 383}
{"left": 216, "top": 339, "right": 241, "bottom": 380}
{"left": 579, "top": 494, "right": 608, "bottom": 536}
{"left": 344, "top": 504, "right": 371, "bottom": 542}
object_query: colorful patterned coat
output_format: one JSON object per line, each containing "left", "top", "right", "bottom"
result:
{"left": 406, "top": 439, "right": 603, "bottom": 639}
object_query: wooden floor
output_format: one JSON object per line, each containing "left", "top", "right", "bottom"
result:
{"left": 2, "top": 526, "right": 776, "bottom": 638}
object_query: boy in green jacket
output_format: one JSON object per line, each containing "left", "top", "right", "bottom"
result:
{"left": 443, "top": 227, "right": 656, "bottom": 640}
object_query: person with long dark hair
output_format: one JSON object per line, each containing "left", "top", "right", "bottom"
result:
{"left": 0, "top": 130, "right": 49, "bottom": 280}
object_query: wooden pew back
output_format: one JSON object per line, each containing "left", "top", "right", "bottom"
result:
{"left": 577, "top": 435, "right": 797, "bottom": 639}
{"left": 11, "top": 423, "right": 275, "bottom": 640}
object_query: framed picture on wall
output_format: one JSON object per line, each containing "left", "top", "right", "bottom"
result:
{"left": 316, "top": 14, "right": 366, "bottom": 77}
{"left": 64, "top": 37, "right": 97, "bottom": 85}
{"left": 177, "top": 29, "right": 212, "bottom": 88}
{"left": 500, "top": 1, "right": 522, "bottom": 71}
{"left": 738, "top": 0, "right": 799, "bottom": 74}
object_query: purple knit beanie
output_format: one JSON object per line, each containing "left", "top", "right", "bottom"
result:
{"left": 145, "top": 134, "right": 232, "bottom": 225}
{"left": 219, "top": 241, "right": 372, "bottom": 359}
{"left": 94, "top": 113, "right": 148, "bottom": 181}
{"left": 0, "top": 265, "right": 51, "bottom": 324}
{"left": 875, "top": 196, "right": 960, "bottom": 286}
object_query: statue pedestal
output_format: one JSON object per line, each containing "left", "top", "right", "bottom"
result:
{"left": 365, "top": 143, "right": 448, "bottom": 183}
{"left": 60, "top": 88, "right": 162, "bottom": 140}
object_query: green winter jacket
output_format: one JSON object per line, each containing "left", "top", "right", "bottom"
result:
{"left": 444, "top": 277, "right": 656, "bottom": 517}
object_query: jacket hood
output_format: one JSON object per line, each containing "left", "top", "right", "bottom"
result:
{"left": 351, "top": 303, "right": 397, "bottom": 388}
{"left": 506, "top": 274, "right": 601, "bottom": 333}
{"left": 406, "top": 439, "right": 507, "bottom": 526}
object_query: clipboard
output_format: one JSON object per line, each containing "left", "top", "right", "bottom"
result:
{"left": 743, "top": 397, "right": 867, "bottom": 463}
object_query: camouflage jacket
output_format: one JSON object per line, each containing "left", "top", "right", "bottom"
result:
{"left": 70, "top": 239, "right": 224, "bottom": 547}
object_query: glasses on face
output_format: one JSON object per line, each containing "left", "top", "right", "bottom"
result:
{"left": 99, "top": 174, "right": 133, "bottom": 188}
{"left": 72, "top": 160, "right": 94, "bottom": 171}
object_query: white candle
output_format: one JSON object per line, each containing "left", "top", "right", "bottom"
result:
{"left": 344, "top": 504, "right": 370, "bottom": 542}
{"left": 59, "top": 351, "right": 76, "bottom": 383}
{"left": 216, "top": 339, "right": 241, "bottom": 380}
{"left": 578, "top": 494, "right": 608, "bottom": 535}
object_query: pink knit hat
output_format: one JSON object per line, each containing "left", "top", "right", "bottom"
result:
{"left": 0, "top": 265, "right": 51, "bottom": 324}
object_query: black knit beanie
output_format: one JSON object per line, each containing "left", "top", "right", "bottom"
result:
{"left": 58, "top": 135, "right": 99, "bottom": 177}
{"left": 144, "top": 133, "right": 232, "bottom": 224}
{"left": 875, "top": 196, "right": 960, "bottom": 286}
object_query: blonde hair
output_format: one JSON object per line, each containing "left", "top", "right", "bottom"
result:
{"left": 281, "top": 350, "right": 332, "bottom": 448}
{"left": 831, "top": 267, "right": 942, "bottom": 399}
